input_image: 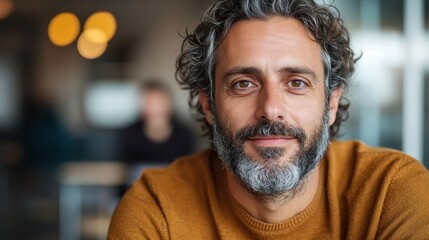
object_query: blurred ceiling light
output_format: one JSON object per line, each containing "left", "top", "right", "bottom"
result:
{"left": 0, "top": 0, "right": 13, "bottom": 19}
{"left": 48, "top": 12, "right": 80, "bottom": 46}
{"left": 77, "top": 32, "right": 107, "bottom": 59}
{"left": 84, "top": 11, "right": 116, "bottom": 44}
{"left": 83, "top": 28, "right": 106, "bottom": 44}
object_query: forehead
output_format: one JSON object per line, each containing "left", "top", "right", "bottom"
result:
{"left": 216, "top": 16, "right": 323, "bottom": 76}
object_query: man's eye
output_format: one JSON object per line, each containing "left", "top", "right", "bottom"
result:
{"left": 288, "top": 80, "right": 306, "bottom": 89}
{"left": 233, "top": 80, "right": 256, "bottom": 89}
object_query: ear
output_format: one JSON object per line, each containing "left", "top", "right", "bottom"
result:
{"left": 198, "top": 91, "right": 213, "bottom": 126}
{"left": 328, "top": 87, "right": 342, "bottom": 126}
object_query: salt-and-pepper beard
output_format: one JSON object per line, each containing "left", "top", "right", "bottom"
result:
{"left": 212, "top": 106, "right": 330, "bottom": 201}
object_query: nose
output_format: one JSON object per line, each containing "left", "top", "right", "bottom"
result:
{"left": 255, "top": 82, "right": 287, "bottom": 121}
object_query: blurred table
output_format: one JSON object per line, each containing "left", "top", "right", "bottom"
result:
{"left": 59, "top": 162, "right": 127, "bottom": 240}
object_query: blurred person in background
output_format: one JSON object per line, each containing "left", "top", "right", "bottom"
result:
{"left": 117, "top": 80, "right": 196, "bottom": 175}
{"left": 109, "top": 0, "right": 429, "bottom": 239}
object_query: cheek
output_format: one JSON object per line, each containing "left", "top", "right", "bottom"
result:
{"left": 216, "top": 101, "right": 241, "bottom": 126}
{"left": 215, "top": 96, "right": 255, "bottom": 132}
{"left": 289, "top": 99, "right": 325, "bottom": 133}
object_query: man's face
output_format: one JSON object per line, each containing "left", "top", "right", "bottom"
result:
{"left": 200, "top": 17, "right": 341, "bottom": 197}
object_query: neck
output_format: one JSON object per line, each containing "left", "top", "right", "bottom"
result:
{"left": 226, "top": 166, "right": 320, "bottom": 223}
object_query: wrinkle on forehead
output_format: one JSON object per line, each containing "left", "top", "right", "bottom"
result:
{"left": 216, "top": 16, "right": 323, "bottom": 84}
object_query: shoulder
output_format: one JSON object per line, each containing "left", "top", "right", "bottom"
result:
{"left": 325, "top": 141, "right": 429, "bottom": 238}
{"left": 325, "top": 140, "right": 428, "bottom": 191}
{"left": 108, "top": 149, "right": 216, "bottom": 239}
{"left": 128, "top": 148, "right": 216, "bottom": 203}
{"left": 324, "top": 140, "right": 429, "bottom": 206}
{"left": 142, "top": 148, "right": 215, "bottom": 194}
{"left": 328, "top": 140, "right": 405, "bottom": 159}
{"left": 326, "top": 140, "right": 425, "bottom": 175}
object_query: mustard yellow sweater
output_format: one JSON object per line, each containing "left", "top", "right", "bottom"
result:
{"left": 108, "top": 141, "right": 429, "bottom": 239}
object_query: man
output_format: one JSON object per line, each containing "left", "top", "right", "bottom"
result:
{"left": 118, "top": 80, "right": 195, "bottom": 166}
{"left": 108, "top": 0, "right": 429, "bottom": 239}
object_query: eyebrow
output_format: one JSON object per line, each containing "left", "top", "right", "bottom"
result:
{"left": 222, "top": 66, "right": 319, "bottom": 83}
{"left": 222, "top": 67, "right": 261, "bottom": 82}
{"left": 278, "top": 66, "right": 318, "bottom": 82}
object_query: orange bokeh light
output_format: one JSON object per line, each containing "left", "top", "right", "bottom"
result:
{"left": 77, "top": 32, "right": 107, "bottom": 59}
{"left": 48, "top": 12, "right": 80, "bottom": 46}
{"left": 84, "top": 11, "right": 116, "bottom": 44}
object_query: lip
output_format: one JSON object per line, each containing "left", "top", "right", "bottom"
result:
{"left": 246, "top": 136, "right": 295, "bottom": 147}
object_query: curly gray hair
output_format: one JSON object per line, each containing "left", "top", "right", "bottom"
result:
{"left": 176, "top": 0, "right": 357, "bottom": 139}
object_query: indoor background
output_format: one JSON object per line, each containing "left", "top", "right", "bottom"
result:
{"left": 0, "top": 0, "right": 428, "bottom": 239}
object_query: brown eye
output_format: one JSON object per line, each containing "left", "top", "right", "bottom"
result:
{"left": 238, "top": 81, "right": 250, "bottom": 88}
{"left": 231, "top": 80, "right": 258, "bottom": 94}
{"left": 289, "top": 80, "right": 304, "bottom": 88}
{"left": 233, "top": 80, "right": 256, "bottom": 89}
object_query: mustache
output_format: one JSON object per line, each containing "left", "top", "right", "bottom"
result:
{"left": 235, "top": 121, "right": 307, "bottom": 145}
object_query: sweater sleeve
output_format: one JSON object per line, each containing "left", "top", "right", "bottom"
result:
{"left": 107, "top": 178, "right": 169, "bottom": 240}
{"left": 376, "top": 156, "right": 429, "bottom": 239}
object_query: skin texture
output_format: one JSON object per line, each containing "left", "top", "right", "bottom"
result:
{"left": 200, "top": 17, "right": 341, "bottom": 223}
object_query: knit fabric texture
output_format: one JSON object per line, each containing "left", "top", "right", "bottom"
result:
{"left": 108, "top": 141, "right": 429, "bottom": 239}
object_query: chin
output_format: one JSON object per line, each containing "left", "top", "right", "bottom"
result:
{"left": 244, "top": 146, "right": 295, "bottom": 167}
